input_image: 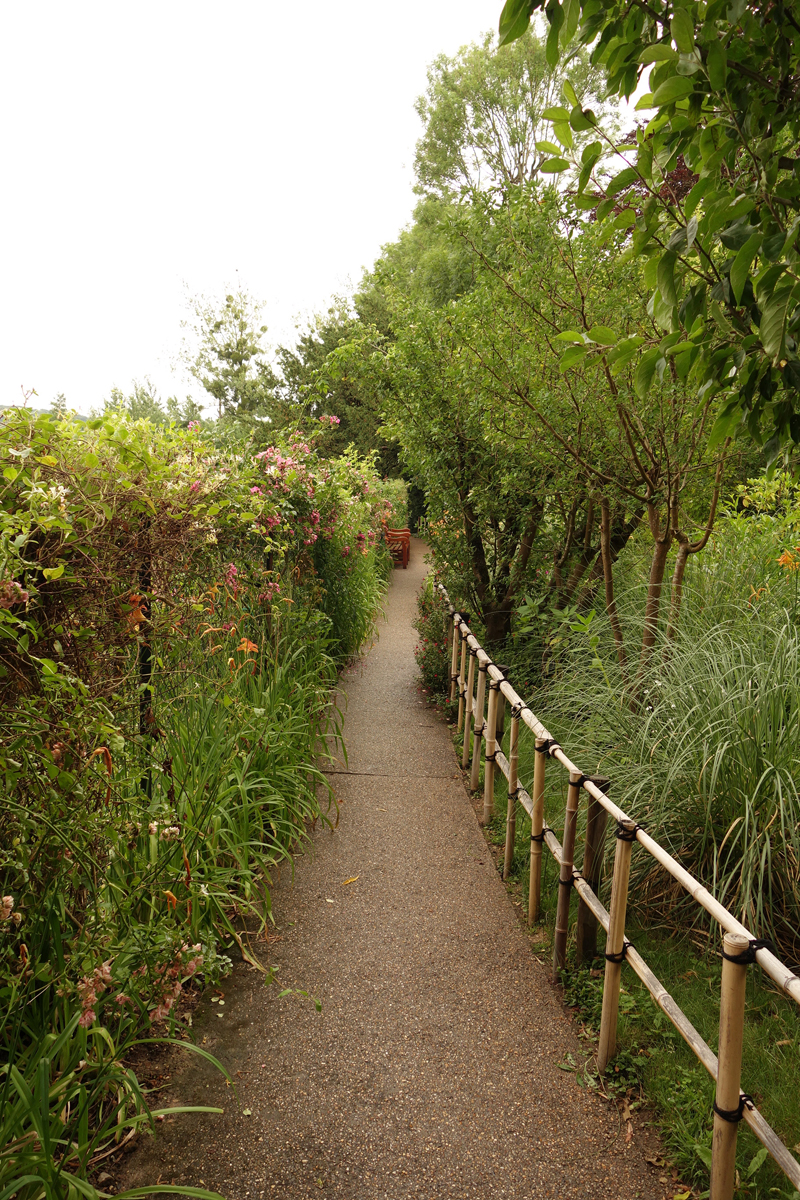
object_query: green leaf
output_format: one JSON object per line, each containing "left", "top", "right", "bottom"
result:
{"left": 562, "top": 79, "right": 578, "bottom": 107}
{"left": 634, "top": 92, "right": 654, "bottom": 111}
{"left": 554, "top": 330, "right": 586, "bottom": 342}
{"left": 3, "top": 467, "right": 19, "bottom": 482}
{"left": 652, "top": 75, "right": 695, "bottom": 106}
{"left": 498, "top": 0, "right": 533, "bottom": 46}
{"left": 705, "top": 39, "right": 727, "bottom": 89}
{"left": 581, "top": 140, "right": 602, "bottom": 166}
{"left": 535, "top": 140, "right": 562, "bottom": 155}
{"left": 539, "top": 157, "right": 570, "bottom": 173}
{"left": 635, "top": 348, "right": 661, "bottom": 398}
{"left": 43, "top": 565, "right": 65, "bottom": 581}
{"left": 658, "top": 250, "right": 678, "bottom": 306}
{"left": 559, "top": 345, "right": 589, "bottom": 371}
{"left": 760, "top": 285, "right": 795, "bottom": 359}
{"left": 545, "top": 2, "right": 563, "bottom": 68}
{"left": 542, "top": 105, "right": 571, "bottom": 122}
{"left": 638, "top": 44, "right": 678, "bottom": 64}
{"left": 745, "top": 1147, "right": 769, "bottom": 1179}
{"left": 670, "top": 8, "right": 695, "bottom": 53}
{"left": 552, "top": 121, "right": 574, "bottom": 149}
{"left": 569, "top": 105, "right": 596, "bottom": 131}
{"left": 730, "top": 233, "right": 761, "bottom": 304}
{"left": 586, "top": 325, "right": 617, "bottom": 345}
{"left": 606, "top": 167, "right": 639, "bottom": 197}
{"left": 572, "top": 194, "right": 599, "bottom": 210}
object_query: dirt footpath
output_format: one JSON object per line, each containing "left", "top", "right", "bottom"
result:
{"left": 119, "top": 540, "right": 665, "bottom": 1199}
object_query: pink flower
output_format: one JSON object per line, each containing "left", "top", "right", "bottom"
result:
{"left": 250, "top": 486, "right": 263, "bottom": 495}
{"left": 189, "top": 481, "right": 201, "bottom": 494}
{"left": 78, "top": 1009, "right": 96, "bottom": 1028}
{"left": 187, "top": 421, "right": 200, "bottom": 432}
{"left": 0, "top": 581, "right": 29, "bottom": 609}
{"left": 0, "top": 896, "right": 13, "bottom": 921}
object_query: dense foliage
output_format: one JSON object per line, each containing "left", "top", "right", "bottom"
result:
{"left": 0, "top": 407, "right": 393, "bottom": 1199}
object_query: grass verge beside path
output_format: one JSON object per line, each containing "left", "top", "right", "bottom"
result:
{"left": 448, "top": 717, "right": 800, "bottom": 1200}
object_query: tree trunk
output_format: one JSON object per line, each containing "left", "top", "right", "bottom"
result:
{"left": 637, "top": 530, "right": 671, "bottom": 682}
{"left": 665, "top": 540, "right": 690, "bottom": 645}
{"left": 485, "top": 605, "right": 512, "bottom": 645}
{"left": 600, "top": 497, "right": 628, "bottom": 684}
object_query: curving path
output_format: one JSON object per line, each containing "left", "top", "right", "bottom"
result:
{"left": 120, "top": 540, "right": 664, "bottom": 1199}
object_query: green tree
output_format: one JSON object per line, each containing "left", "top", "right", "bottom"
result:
{"left": 183, "top": 288, "right": 279, "bottom": 421}
{"left": 498, "top": 0, "right": 800, "bottom": 458}
{"left": 414, "top": 27, "right": 611, "bottom": 200}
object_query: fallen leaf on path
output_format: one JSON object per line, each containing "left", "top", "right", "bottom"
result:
{"left": 325, "top": 898, "right": 335, "bottom": 904}
{"left": 625, "top": 1120, "right": 633, "bottom": 1144}
{"left": 242, "top": 1108, "right": 252, "bottom": 1116}
{"left": 341, "top": 876, "right": 359, "bottom": 886}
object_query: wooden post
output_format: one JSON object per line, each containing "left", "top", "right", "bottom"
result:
{"left": 494, "top": 665, "right": 511, "bottom": 749}
{"left": 469, "top": 661, "right": 488, "bottom": 792}
{"left": 482, "top": 677, "right": 500, "bottom": 826}
{"left": 456, "top": 628, "right": 468, "bottom": 733}
{"left": 710, "top": 932, "right": 750, "bottom": 1200}
{"left": 528, "top": 739, "right": 547, "bottom": 924}
{"left": 449, "top": 614, "right": 460, "bottom": 703}
{"left": 461, "top": 650, "right": 476, "bottom": 770}
{"left": 575, "top": 777, "right": 610, "bottom": 965}
{"left": 553, "top": 771, "right": 582, "bottom": 975}
{"left": 503, "top": 711, "right": 520, "bottom": 880}
{"left": 597, "top": 818, "right": 636, "bottom": 1071}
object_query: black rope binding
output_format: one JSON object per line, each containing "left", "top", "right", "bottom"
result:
{"left": 713, "top": 1095, "right": 754, "bottom": 1124}
{"left": 535, "top": 738, "right": 561, "bottom": 757}
{"left": 570, "top": 774, "right": 590, "bottom": 790}
{"left": 508, "top": 786, "right": 520, "bottom": 800}
{"left": 469, "top": 646, "right": 478, "bottom": 657}
{"left": 485, "top": 750, "right": 498, "bottom": 763}
{"left": 721, "top": 938, "right": 775, "bottom": 965}
{"left": 558, "top": 871, "right": 582, "bottom": 889}
{"left": 605, "top": 939, "right": 633, "bottom": 964}
{"left": 510, "top": 701, "right": 529, "bottom": 719}
{"left": 530, "top": 825, "right": 552, "bottom": 844}
{"left": 615, "top": 821, "right": 645, "bottom": 842}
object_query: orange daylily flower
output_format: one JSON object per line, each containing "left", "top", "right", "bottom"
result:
{"left": 164, "top": 890, "right": 178, "bottom": 911}
{"left": 237, "top": 638, "right": 258, "bottom": 654}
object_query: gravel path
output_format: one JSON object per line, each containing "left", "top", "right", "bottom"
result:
{"left": 119, "top": 542, "right": 665, "bottom": 1199}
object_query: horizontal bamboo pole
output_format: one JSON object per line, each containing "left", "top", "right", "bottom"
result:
{"left": 442, "top": 593, "right": 800, "bottom": 1011}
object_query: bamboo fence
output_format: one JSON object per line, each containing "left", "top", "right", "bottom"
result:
{"left": 439, "top": 584, "right": 800, "bottom": 1200}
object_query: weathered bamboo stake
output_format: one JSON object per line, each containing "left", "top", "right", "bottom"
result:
{"left": 598, "top": 817, "right": 636, "bottom": 1071}
{"left": 470, "top": 661, "right": 488, "bottom": 792}
{"left": 503, "top": 713, "right": 520, "bottom": 880}
{"left": 528, "top": 739, "right": 547, "bottom": 924}
{"left": 553, "top": 771, "right": 582, "bottom": 975}
{"left": 711, "top": 932, "right": 751, "bottom": 1200}
{"left": 482, "top": 679, "right": 500, "bottom": 825}
{"left": 576, "top": 777, "right": 610, "bottom": 965}
{"left": 449, "top": 614, "right": 460, "bottom": 703}
{"left": 494, "top": 664, "right": 511, "bottom": 748}
{"left": 456, "top": 627, "right": 468, "bottom": 733}
{"left": 461, "top": 649, "right": 477, "bottom": 770}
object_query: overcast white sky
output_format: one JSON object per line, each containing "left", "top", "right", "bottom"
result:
{"left": 1, "top": 1, "right": 496, "bottom": 413}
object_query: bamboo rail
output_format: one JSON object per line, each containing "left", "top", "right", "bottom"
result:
{"left": 437, "top": 585, "right": 800, "bottom": 1193}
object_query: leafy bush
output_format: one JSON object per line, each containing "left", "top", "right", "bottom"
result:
{"left": 412, "top": 573, "right": 451, "bottom": 702}
{"left": 0, "top": 409, "right": 389, "bottom": 1198}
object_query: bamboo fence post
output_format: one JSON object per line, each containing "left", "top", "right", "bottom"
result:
{"left": 528, "top": 739, "right": 547, "bottom": 924}
{"left": 461, "top": 649, "right": 477, "bottom": 770}
{"left": 469, "top": 661, "right": 488, "bottom": 792}
{"left": 494, "top": 665, "right": 511, "bottom": 749}
{"left": 553, "top": 771, "right": 583, "bottom": 975}
{"left": 449, "top": 614, "right": 460, "bottom": 703}
{"left": 710, "top": 932, "right": 751, "bottom": 1200}
{"left": 482, "top": 678, "right": 500, "bottom": 825}
{"left": 503, "top": 710, "right": 520, "bottom": 880}
{"left": 576, "top": 777, "right": 610, "bottom": 965}
{"left": 597, "top": 818, "right": 636, "bottom": 1071}
{"left": 456, "top": 626, "right": 469, "bottom": 733}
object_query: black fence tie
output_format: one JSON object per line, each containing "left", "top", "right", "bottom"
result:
{"left": 530, "top": 825, "right": 552, "bottom": 844}
{"left": 615, "top": 821, "right": 645, "bottom": 842}
{"left": 450, "top": 671, "right": 459, "bottom": 682}
{"left": 535, "top": 738, "right": 560, "bottom": 756}
{"left": 571, "top": 774, "right": 590, "bottom": 790}
{"left": 713, "top": 1094, "right": 754, "bottom": 1124}
{"left": 558, "top": 871, "right": 581, "bottom": 889}
{"left": 510, "top": 701, "right": 529, "bottom": 719}
{"left": 469, "top": 646, "right": 478, "bottom": 657}
{"left": 721, "top": 938, "right": 775, "bottom": 965}
{"left": 507, "top": 786, "right": 520, "bottom": 800}
{"left": 604, "top": 939, "right": 633, "bottom": 965}
{"left": 485, "top": 750, "right": 498, "bottom": 763}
